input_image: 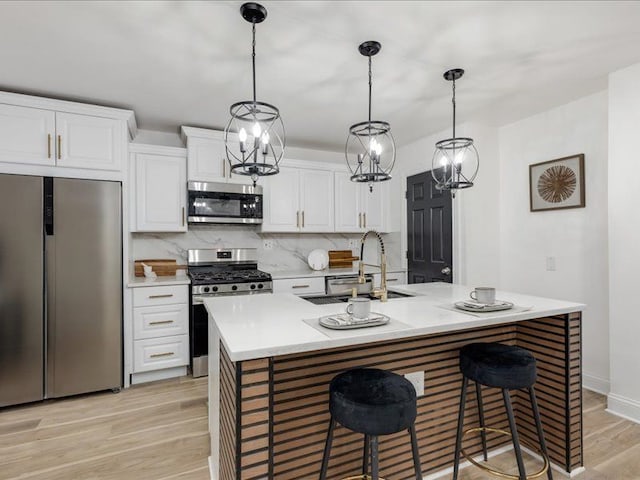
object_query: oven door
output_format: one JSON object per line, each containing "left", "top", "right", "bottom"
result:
{"left": 188, "top": 181, "right": 262, "bottom": 224}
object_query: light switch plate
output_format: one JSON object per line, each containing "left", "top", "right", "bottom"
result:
{"left": 404, "top": 371, "right": 425, "bottom": 396}
{"left": 546, "top": 256, "right": 556, "bottom": 271}
{"left": 263, "top": 239, "right": 275, "bottom": 250}
{"left": 348, "top": 239, "right": 358, "bottom": 249}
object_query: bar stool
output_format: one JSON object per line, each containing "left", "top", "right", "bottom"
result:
{"left": 319, "top": 368, "right": 423, "bottom": 480}
{"left": 453, "top": 342, "right": 553, "bottom": 480}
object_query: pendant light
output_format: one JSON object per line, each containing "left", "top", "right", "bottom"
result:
{"left": 345, "top": 41, "right": 395, "bottom": 192}
{"left": 431, "top": 69, "right": 479, "bottom": 193}
{"left": 224, "top": 2, "right": 285, "bottom": 187}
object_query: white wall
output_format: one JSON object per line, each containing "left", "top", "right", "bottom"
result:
{"left": 395, "top": 122, "right": 501, "bottom": 286}
{"left": 498, "top": 91, "right": 610, "bottom": 393}
{"left": 607, "top": 62, "right": 640, "bottom": 420}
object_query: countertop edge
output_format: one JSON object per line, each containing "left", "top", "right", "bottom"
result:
{"left": 127, "top": 276, "right": 191, "bottom": 288}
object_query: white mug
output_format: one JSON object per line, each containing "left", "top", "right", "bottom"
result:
{"left": 346, "top": 297, "right": 371, "bottom": 319}
{"left": 470, "top": 287, "right": 496, "bottom": 304}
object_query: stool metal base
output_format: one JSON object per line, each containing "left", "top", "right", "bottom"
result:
{"left": 460, "top": 427, "right": 550, "bottom": 480}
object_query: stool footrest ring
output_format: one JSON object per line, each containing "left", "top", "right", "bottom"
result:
{"left": 460, "top": 427, "right": 550, "bottom": 480}
{"left": 342, "top": 476, "right": 386, "bottom": 480}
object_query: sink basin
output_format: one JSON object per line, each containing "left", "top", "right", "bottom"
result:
{"left": 302, "top": 291, "right": 413, "bottom": 305}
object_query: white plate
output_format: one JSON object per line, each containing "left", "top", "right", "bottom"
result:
{"left": 307, "top": 249, "right": 329, "bottom": 271}
{"left": 454, "top": 300, "right": 514, "bottom": 313}
{"left": 319, "top": 312, "right": 390, "bottom": 330}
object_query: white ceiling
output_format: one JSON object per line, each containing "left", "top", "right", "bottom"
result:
{"left": 1, "top": 1, "right": 640, "bottom": 150}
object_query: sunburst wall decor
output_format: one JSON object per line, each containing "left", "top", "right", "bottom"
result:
{"left": 529, "top": 154, "right": 585, "bottom": 212}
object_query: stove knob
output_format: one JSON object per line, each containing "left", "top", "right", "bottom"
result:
{"left": 250, "top": 284, "right": 256, "bottom": 290}
{"left": 212, "top": 286, "right": 218, "bottom": 292}
{"left": 231, "top": 285, "right": 238, "bottom": 291}
{"left": 203, "top": 287, "right": 210, "bottom": 293}
{"left": 257, "top": 283, "right": 263, "bottom": 289}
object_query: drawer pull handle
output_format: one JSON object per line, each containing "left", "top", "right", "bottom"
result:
{"left": 57, "top": 135, "right": 61, "bottom": 160}
{"left": 47, "top": 134, "right": 51, "bottom": 158}
{"left": 150, "top": 352, "right": 174, "bottom": 358}
{"left": 387, "top": 278, "right": 398, "bottom": 282}
{"left": 149, "top": 294, "right": 174, "bottom": 299}
{"left": 149, "top": 320, "right": 174, "bottom": 325}
{"left": 292, "top": 284, "right": 310, "bottom": 289}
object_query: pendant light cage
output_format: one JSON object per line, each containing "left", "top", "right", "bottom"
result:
{"left": 432, "top": 69, "right": 479, "bottom": 191}
{"left": 224, "top": 3, "right": 285, "bottom": 186}
{"left": 346, "top": 41, "right": 396, "bottom": 190}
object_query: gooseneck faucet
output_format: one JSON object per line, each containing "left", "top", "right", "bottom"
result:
{"left": 358, "top": 230, "right": 387, "bottom": 302}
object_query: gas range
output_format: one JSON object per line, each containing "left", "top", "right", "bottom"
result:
{"left": 187, "top": 248, "right": 273, "bottom": 296}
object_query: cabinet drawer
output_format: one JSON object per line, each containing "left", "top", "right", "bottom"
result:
{"left": 132, "top": 285, "right": 188, "bottom": 307}
{"left": 273, "top": 277, "right": 325, "bottom": 296}
{"left": 133, "top": 335, "right": 189, "bottom": 372}
{"left": 133, "top": 304, "right": 188, "bottom": 340}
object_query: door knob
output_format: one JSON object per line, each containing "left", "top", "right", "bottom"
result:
{"left": 441, "top": 266, "right": 452, "bottom": 275}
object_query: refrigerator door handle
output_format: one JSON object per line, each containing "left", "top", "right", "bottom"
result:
{"left": 44, "top": 177, "right": 54, "bottom": 236}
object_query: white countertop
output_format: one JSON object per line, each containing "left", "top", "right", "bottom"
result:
{"left": 268, "top": 265, "right": 406, "bottom": 280}
{"left": 127, "top": 275, "right": 191, "bottom": 288}
{"left": 204, "top": 282, "right": 585, "bottom": 362}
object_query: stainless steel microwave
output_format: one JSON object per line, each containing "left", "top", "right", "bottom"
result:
{"left": 187, "top": 181, "right": 263, "bottom": 224}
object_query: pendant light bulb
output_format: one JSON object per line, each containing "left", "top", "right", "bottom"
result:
{"left": 261, "top": 131, "right": 269, "bottom": 145}
{"left": 252, "top": 122, "right": 262, "bottom": 139}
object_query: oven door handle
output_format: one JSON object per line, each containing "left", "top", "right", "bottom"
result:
{"left": 192, "top": 296, "right": 205, "bottom": 305}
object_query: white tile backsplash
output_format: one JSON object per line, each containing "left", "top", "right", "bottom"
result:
{"left": 132, "top": 226, "right": 402, "bottom": 273}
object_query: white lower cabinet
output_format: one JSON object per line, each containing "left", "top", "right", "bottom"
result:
{"left": 131, "top": 284, "right": 189, "bottom": 383}
{"left": 273, "top": 276, "right": 325, "bottom": 296}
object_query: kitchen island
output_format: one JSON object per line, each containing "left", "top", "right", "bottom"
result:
{"left": 205, "top": 283, "right": 584, "bottom": 480}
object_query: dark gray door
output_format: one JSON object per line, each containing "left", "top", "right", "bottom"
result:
{"left": 406, "top": 171, "right": 453, "bottom": 283}
{"left": 0, "top": 174, "right": 44, "bottom": 407}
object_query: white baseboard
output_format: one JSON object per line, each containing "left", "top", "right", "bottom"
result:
{"left": 208, "top": 456, "right": 216, "bottom": 480}
{"left": 606, "top": 392, "right": 640, "bottom": 425}
{"left": 583, "top": 372, "right": 610, "bottom": 395}
{"left": 520, "top": 444, "right": 583, "bottom": 477}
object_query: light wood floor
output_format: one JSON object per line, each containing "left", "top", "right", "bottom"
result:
{"left": 0, "top": 379, "right": 637, "bottom": 479}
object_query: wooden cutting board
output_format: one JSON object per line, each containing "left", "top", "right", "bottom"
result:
{"left": 328, "top": 250, "right": 359, "bottom": 269}
{"left": 134, "top": 259, "right": 186, "bottom": 277}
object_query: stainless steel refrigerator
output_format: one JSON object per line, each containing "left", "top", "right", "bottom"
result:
{"left": 0, "top": 173, "right": 122, "bottom": 407}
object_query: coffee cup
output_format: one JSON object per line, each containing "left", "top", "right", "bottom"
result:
{"left": 470, "top": 287, "right": 496, "bottom": 305}
{"left": 346, "top": 297, "right": 371, "bottom": 319}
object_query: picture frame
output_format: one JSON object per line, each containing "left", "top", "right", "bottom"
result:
{"left": 529, "top": 154, "right": 585, "bottom": 212}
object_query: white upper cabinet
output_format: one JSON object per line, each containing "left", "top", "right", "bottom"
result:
{"left": 0, "top": 104, "right": 55, "bottom": 166}
{"left": 334, "top": 170, "right": 388, "bottom": 233}
{"left": 335, "top": 171, "right": 361, "bottom": 232}
{"left": 299, "top": 168, "right": 334, "bottom": 232}
{"left": 262, "top": 167, "right": 300, "bottom": 232}
{"left": 181, "top": 126, "right": 252, "bottom": 185}
{"left": 262, "top": 164, "right": 334, "bottom": 233}
{"left": 55, "top": 112, "right": 122, "bottom": 171}
{"left": 0, "top": 93, "right": 134, "bottom": 175}
{"left": 131, "top": 145, "right": 187, "bottom": 232}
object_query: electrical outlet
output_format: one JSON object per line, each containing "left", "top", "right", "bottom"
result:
{"left": 546, "top": 256, "right": 556, "bottom": 271}
{"left": 347, "top": 239, "right": 358, "bottom": 250}
{"left": 404, "top": 371, "right": 425, "bottom": 396}
{"left": 263, "top": 239, "right": 274, "bottom": 250}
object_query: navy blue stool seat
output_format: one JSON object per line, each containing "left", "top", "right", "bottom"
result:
{"left": 453, "top": 343, "right": 553, "bottom": 480}
{"left": 320, "top": 368, "right": 422, "bottom": 480}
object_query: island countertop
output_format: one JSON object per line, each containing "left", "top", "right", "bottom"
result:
{"left": 204, "top": 282, "right": 584, "bottom": 362}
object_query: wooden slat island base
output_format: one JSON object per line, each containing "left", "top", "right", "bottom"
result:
{"left": 206, "top": 284, "right": 583, "bottom": 480}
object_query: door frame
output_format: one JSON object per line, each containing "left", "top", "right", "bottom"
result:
{"left": 400, "top": 168, "right": 464, "bottom": 284}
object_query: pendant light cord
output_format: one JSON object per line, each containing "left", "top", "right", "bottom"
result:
{"left": 252, "top": 22, "right": 257, "bottom": 106}
{"left": 368, "top": 55, "right": 373, "bottom": 125}
{"left": 452, "top": 78, "right": 456, "bottom": 139}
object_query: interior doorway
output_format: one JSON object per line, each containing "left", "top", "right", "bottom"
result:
{"left": 406, "top": 171, "right": 453, "bottom": 283}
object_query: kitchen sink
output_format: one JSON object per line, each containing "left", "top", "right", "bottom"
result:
{"left": 302, "top": 291, "right": 413, "bottom": 305}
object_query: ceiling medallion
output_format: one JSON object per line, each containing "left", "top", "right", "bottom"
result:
{"left": 431, "top": 68, "right": 479, "bottom": 195}
{"left": 345, "top": 41, "right": 396, "bottom": 192}
{"left": 224, "top": 2, "right": 285, "bottom": 187}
